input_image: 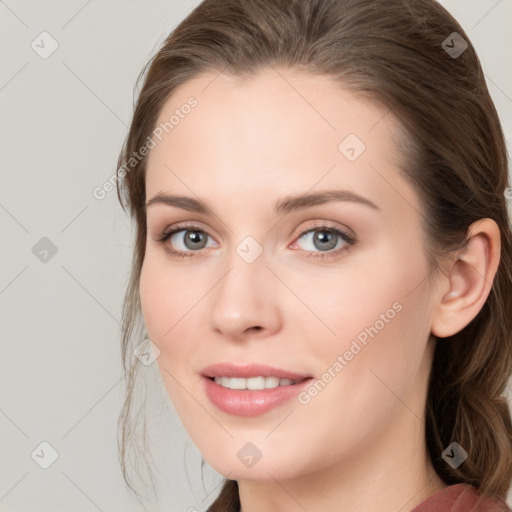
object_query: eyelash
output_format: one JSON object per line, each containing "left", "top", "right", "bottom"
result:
{"left": 155, "top": 222, "right": 357, "bottom": 261}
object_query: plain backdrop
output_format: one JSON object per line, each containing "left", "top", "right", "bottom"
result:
{"left": 1, "top": 1, "right": 511, "bottom": 511}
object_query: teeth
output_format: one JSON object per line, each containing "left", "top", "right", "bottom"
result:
{"left": 213, "top": 376, "right": 301, "bottom": 390}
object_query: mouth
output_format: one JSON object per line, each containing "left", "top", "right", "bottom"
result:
{"left": 200, "top": 363, "right": 314, "bottom": 416}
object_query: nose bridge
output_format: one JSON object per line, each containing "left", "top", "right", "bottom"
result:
{"left": 209, "top": 236, "right": 280, "bottom": 338}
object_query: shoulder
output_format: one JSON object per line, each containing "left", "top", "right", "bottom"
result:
{"left": 411, "top": 483, "right": 511, "bottom": 512}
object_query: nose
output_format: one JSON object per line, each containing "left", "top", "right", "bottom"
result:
{"left": 209, "top": 249, "right": 282, "bottom": 341}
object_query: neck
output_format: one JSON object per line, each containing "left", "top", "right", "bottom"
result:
{"left": 238, "top": 421, "right": 445, "bottom": 512}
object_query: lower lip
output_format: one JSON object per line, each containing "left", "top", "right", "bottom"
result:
{"left": 203, "top": 376, "right": 313, "bottom": 416}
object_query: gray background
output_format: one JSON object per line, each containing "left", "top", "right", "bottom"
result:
{"left": 1, "top": 1, "right": 511, "bottom": 511}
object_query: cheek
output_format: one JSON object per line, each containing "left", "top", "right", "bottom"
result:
{"left": 306, "top": 236, "right": 429, "bottom": 351}
{"left": 139, "top": 250, "right": 199, "bottom": 343}
{"left": 300, "top": 244, "right": 432, "bottom": 427}
{"left": 139, "top": 254, "right": 199, "bottom": 406}
{"left": 140, "top": 258, "right": 185, "bottom": 363}
{"left": 304, "top": 239, "right": 432, "bottom": 397}
{"left": 139, "top": 254, "right": 167, "bottom": 340}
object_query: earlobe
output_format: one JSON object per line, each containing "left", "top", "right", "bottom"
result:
{"left": 431, "top": 218, "right": 501, "bottom": 338}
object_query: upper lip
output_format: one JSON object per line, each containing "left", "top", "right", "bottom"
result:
{"left": 201, "top": 362, "right": 312, "bottom": 381}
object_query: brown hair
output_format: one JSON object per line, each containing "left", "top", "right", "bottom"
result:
{"left": 116, "top": 0, "right": 512, "bottom": 509}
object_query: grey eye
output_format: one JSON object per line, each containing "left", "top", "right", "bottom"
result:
{"left": 172, "top": 230, "right": 210, "bottom": 251}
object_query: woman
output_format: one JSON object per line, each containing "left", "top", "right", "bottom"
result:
{"left": 116, "top": 0, "right": 512, "bottom": 510}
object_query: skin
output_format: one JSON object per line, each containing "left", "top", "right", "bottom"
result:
{"left": 139, "top": 68, "right": 500, "bottom": 512}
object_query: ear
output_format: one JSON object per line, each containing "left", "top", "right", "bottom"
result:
{"left": 431, "top": 218, "right": 501, "bottom": 338}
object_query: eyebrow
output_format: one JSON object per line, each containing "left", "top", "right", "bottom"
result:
{"left": 145, "top": 189, "right": 380, "bottom": 215}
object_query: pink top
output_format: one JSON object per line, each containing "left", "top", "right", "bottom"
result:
{"left": 228, "top": 484, "right": 511, "bottom": 512}
{"left": 411, "top": 484, "right": 511, "bottom": 512}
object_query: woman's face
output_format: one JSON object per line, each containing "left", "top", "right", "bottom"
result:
{"left": 140, "top": 68, "right": 440, "bottom": 482}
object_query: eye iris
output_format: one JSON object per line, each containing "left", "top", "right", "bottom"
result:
{"left": 314, "top": 230, "right": 337, "bottom": 251}
{"left": 185, "top": 230, "right": 206, "bottom": 250}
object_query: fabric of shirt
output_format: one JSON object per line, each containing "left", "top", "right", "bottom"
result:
{"left": 230, "top": 484, "right": 511, "bottom": 511}
{"left": 411, "top": 484, "right": 511, "bottom": 512}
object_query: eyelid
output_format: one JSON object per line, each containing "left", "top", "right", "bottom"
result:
{"left": 154, "top": 220, "right": 217, "bottom": 242}
{"left": 290, "top": 220, "right": 356, "bottom": 243}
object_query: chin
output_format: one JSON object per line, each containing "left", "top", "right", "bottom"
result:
{"left": 195, "top": 438, "right": 306, "bottom": 481}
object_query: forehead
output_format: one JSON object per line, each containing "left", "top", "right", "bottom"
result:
{"left": 145, "top": 68, "right": 417, "bottom": 216}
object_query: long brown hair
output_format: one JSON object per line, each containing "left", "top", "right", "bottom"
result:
{"left": 116, "top": 0, "right": 512, "bottom": 509}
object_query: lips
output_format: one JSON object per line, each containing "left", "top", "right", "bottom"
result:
{"left": 200, "top": 362, "right": 314, "bottom": 416}
{"left": 203, "top": 374, "right": 314, "bottom": 416}
{"left": 200, "top": 362, "right": 311, "bottom": 381}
